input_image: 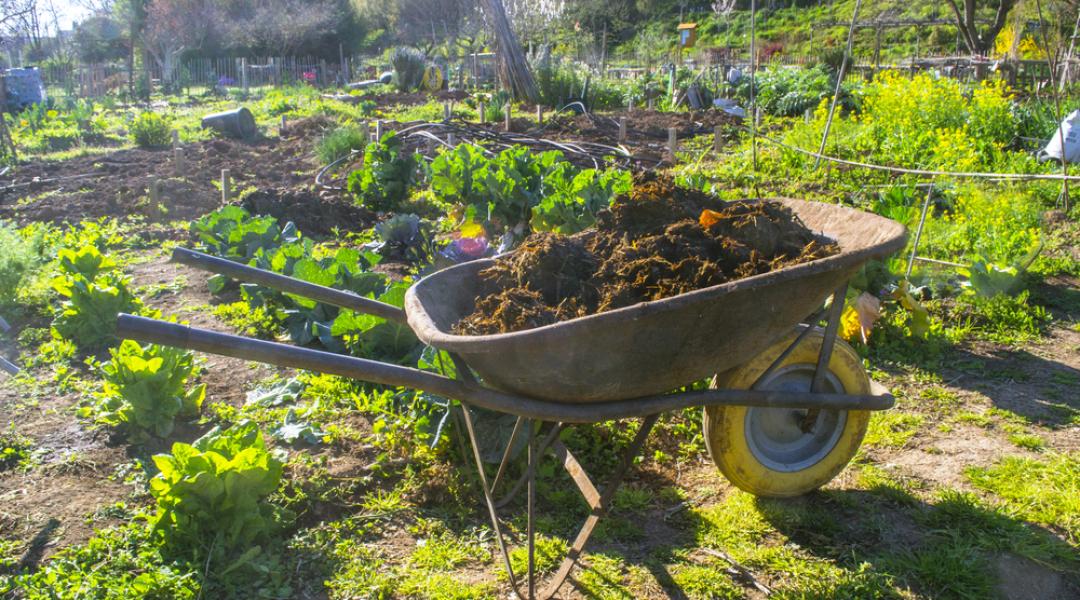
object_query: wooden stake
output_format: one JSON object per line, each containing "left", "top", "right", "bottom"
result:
{"left": 618, "top": 117, "right": 627, "bottom": 142}
{"left": 479, "top": 101, "right": 487, "bottom": 124}
{"left": 174, "top": 147, "right": 186, "bottom": 177}
{"left": 221, "top": 169, "right": 231, "bottom": 203}
{"left": 171, "top": 130, "right": 180, "bottom": 149}
{"left": 280, "top": 115, "right": 288, "bottom": 136}
{"left": 361, "top": 120, "right": 370, "bottom": 143}
{"left": 535, "top": 104, "right": 543, "bottom": 124}
{"left": 447, "top": 133, "right": 456, "bottom": 146}
{"left": 374, "top": 120, "right": 383, "bottom": 141}
{"left": 648, "top": 96, "right": 655, "bottom": 110}
{"left": 444, "top": 102, "right": 452, "bottom": 122}
{"left": 713, "top": 125, "right": 722, "bottom": 153}
{"left": 149, "top": 179, "right": 161, "bottom": 204}
{"left": 504, "top": 103, "right": 512, "bottom": 132}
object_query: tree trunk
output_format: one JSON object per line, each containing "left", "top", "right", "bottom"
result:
{"left": 944, "top": 0, "right": 1015, "bottom": 55}
{"left": 482, "top": 0, "right": 538, "bottom": 102}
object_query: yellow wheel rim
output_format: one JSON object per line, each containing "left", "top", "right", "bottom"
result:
{"left": 421, "top": 66, "right": 443, "bottom": 92}
{"left": 703, "top": 327, "right": 870, "bottom": 498}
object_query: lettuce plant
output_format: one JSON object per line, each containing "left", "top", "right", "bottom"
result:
{"left": 50, "top": 273, "right": 144, "bottom": 350}
{"left": 150, "top": 423, "right": 285, "bottom": 557}
{"left": 86, "top": 340, "right": 206, "bottom": 440}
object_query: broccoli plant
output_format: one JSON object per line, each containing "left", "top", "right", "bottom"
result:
{"left": 346, "top": 132, "right": 422, "bottom": 213}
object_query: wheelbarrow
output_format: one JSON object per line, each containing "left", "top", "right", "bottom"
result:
{"left": 117, "top": 198, "right": 906, "bottom": 599}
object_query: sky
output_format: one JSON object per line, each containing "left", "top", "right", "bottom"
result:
{"left": 44, "top": 0, "right": 96, "bottom": 31}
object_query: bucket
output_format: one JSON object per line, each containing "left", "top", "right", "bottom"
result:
{"left": 201, "top": 107, "right": 257, "bottom": 139}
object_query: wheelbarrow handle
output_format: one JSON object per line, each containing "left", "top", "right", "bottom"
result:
{"left": 171, "top": 247, "right": 407, "bottom": 324}
{"left": 116, "top": 315, "right": 894, "bottom": 424}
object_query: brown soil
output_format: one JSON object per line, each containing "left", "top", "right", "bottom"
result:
{"left": 546, "top": 108, "right": 742, "bottom": 142}
{"left": 0, "top": 118, "right": 335, "bottom": 227}
{"left": 456, "top": 174, "right": 836, "bottom": 335}
{"left": 237, "top": 188, "right": 375, "bottom": 237}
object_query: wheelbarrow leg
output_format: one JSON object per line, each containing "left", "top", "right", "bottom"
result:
{"left": 541, "top": 414, "right": 659, "bottom": 599}
{"left": 527, "top": 419, "right": 537, "bottom": 599}
{"left": 456, "top": 402, "right": 533, "bottom": 600}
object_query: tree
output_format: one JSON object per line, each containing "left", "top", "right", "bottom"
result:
{"left": 73, "top": 14, "right": 128, "bottom": 62}
{"left": 143, "top": 0, "right": 211, "bottom": 88}
{"left": 944, "top": 0, "right": 1018, "bottom": 55}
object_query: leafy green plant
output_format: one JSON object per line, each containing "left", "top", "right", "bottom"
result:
{"left": 531, "top": 166, "right": 632, "bottom": 234}
{"left": 484, "top": 90, "right": 511, "bottom": 122}
{"left": 130, "top": 112, "right": 173, "bottom": 148}
{"left": 346, "top": 132, "right": 421, "bottom": 213}
{"left": 50, "top": 273, "right": 144, "bottom": 351}
{"left": 150, "top": 423, "right": 285, "bottom": 557}
{"left": 85, "top": 340, "right": 205, "bottom": 440}
{"left": 429, "top": 143, "right": 629, "bottom": 238}
{"left": 192, "top": 206, "right": 298, "bottom": 262}
{"left": 0, "top": 431, "right": 34, "bottom": 472}
{"left": 56, "top": 244, "right": 117, "bottom": 279}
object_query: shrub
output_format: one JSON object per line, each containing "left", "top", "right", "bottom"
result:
{"left": 130, "top": 112, "right": 172, "bottom": 148}
{"left": 315, "top": 125, "right": 369, "bottom": 165}
{"left": 85, "top": 340, "right": 206, "bottom": 440}
{"left": 390, "top": 47, "right": 426, "bottom": 92}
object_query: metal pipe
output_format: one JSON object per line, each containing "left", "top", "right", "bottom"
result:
{"left": 117, "top": 315, "right": 894, "bottom": 422}
{"left": 171, "top": 248, "right": 407, "bottom": 324}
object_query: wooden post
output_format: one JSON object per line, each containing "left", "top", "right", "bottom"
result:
{"left": 667, "top": 127, "right": 677, "bottom": 162}
{"left": 174, "top": 147, "right": 186, "bottom": 177}
{"left": 536, "top": 104, "right": 543, "bottom": 124}
{"left": 479, "top": 100, "right": 486, "bottom": 124}
{"left": 504, "top": 103, "right": 512, "bottom": 131}
{"left": 149, "top": 179, "right": 161, "bottom": 204}
{"left": 241, "top": 57, "right": 249, "bottom": 95}
{"left": 647, "top": 96, "right": 655, "bottom": 110}
{"left": 280, "top": 115, "right": 287, "bottom": 136}
{"left": 447, "top": 133, "right": 456, "bottom": 146}
{"left": 618, "top": 117, "right": 627, "bottom": 142}
{"left": 374, "top": 120, "right": 382, "bottom": 141}
{"left": 713, "top": 125, "right": 722, "bottom": 153}
{"left": 873, "top": 27, "right": 882, "bottom": 75}
{"left": 444, "top": 102, "right": 452, "bottom": 121}
{"left": 361, "top": 120, "right": 370, "bottom": 143}
{"left": 171, "top": 130, "right": 180, "bottom": 149}
{"left": 221, "top": 169, "right": 231, "bottom": 203}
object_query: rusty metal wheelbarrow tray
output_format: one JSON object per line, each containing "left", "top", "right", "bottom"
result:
{"left": 406, "top": 198, "right": 907, "bottom": 403}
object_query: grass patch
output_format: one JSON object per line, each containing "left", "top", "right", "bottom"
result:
{"left": 1007, "top": 432, "right": 1045, "bottom": 451}
{"left": 864, "top": 411, "right": 925, "bottom": 449}
{"left": 505, "top": 533, "right": 568, "bottom": 579}
{"left": 966, "top": 453, "right": 1080, "bottom": 545}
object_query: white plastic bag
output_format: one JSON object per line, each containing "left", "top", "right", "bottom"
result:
{"left": 1040, "top": 109, "right": 1080, "bottom": 163}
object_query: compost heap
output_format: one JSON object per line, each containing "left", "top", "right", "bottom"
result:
{"left": 455, "top": 174, "right": 838, "bottom": 335}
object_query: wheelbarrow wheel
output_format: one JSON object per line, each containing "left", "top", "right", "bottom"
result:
{"left": 703, "top": 328, "right": 870, "bottom": 498}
